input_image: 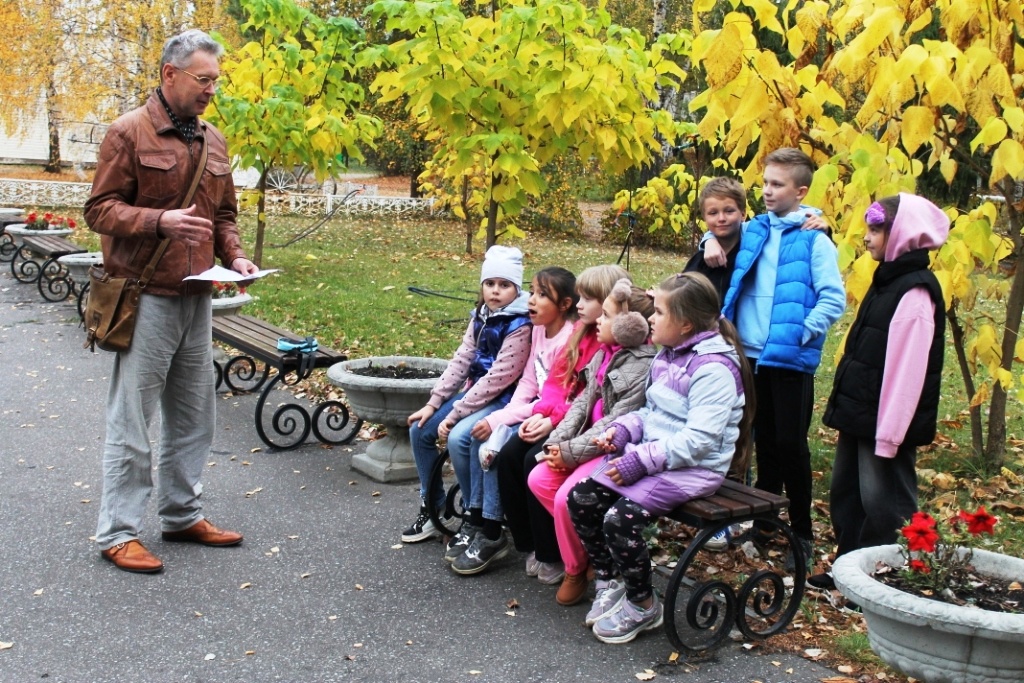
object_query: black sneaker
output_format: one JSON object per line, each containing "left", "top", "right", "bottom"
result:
{"left": 443, "top": 522, "right": 481, "bottom": 563}
{"left": 807, "top": 572, "right": 836, "bottom": 590}
{"left": 451, "top": 532, "right": 510, "bottom": 575}
{"left": 401, "top": 504, "right": 440, "bottom": 543}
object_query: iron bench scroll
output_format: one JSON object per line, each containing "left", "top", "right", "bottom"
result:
{"left": 658, "top": 479, "right": 806, "bottom": 653}
{"left": 211, "top": 314, "right": 362, "bottom": 450}
{"left": 11, "top": 235, "right": 85, "bottom": 293}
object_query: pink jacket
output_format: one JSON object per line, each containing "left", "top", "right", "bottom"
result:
{"left": 875, "top": 194, "right": 950, "bottom": 456}
{"left": 484, "top": 320, "right": 573, "bottom": 430}
{"left": 531, "top": 322, "right": 601, "bottom": 426}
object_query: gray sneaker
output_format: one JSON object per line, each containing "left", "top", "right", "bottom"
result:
{"left": 451, "top": 532, "right": 510, "bottom": 575}
{"left": 592, "top": 594, "right": 664, "bottom": 644}
{"left": 536, "top": 561, "right": 566, "bottom": 585}
{"left": 443, "top": 522, "right": 481, "bottom": 563}
{"left": 585, "top": 579, "right": 627, "bottom": 626}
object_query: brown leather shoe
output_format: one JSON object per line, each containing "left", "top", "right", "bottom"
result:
{"left": 162, "top": 519, "right": 243, "bottom": 547}
{"left": 556, "top": 571, "right": 589, "bottom": 606}
{"left": 101, "top": 540, "right": 164, "bottom": 573}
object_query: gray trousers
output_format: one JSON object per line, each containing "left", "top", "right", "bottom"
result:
{"left": 95, "top": 293, "right": 214, "bottom": 549}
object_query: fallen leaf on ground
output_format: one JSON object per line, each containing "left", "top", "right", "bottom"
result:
{"left": 355, "top": 584, "right": 363, "bottom": 590}
{"left": 635, "top": 670, "right": 656, "bottom": 681}
{"left": 245, "top": 650, "right": 255, "bottom": 656}
{"left": 837, "top": 665, "right": 854, "bottom": 673}
{"left": 0, "top": 642, "right": 13, "bottom": 650}
{"left": 33, "top": 589, "right": 43, "bottom": 596}
{"left": 239, "top": 582, "right": 252, "bottom": 589}
{"left": 204, "top": 654, "right": 215, "bottom": 661}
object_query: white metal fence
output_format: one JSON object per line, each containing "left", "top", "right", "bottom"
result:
{"left": 0, "top": 179, "right": 434, "bottom": 216}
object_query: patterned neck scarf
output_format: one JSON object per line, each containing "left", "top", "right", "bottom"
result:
{"left": 156, "top": 87, "right": 197, "bottom": 145}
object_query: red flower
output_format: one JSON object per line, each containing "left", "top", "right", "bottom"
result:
{"left": 67, "top": 218, "right": 76, "bottom": 228}
{"left": 958, "top": 506, "right": 997, "bottom": 536}
{"left": 44, "top": 212, "right": 53, "bottom": 220}
{"left": 909, "top": 559, "right": 930, "bottom": 574}
{"left": 910, "top": 511, "right": 937, "bottom": 528}
{"left": 902, "top": 518, "right": 940, "bottom": 553}
{"left": 27, "top": 212, "right": 37, "bottom": 222}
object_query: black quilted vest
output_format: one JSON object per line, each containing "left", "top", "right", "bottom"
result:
{"left": 823, "top": 249, "right": 945, "bottom": 445}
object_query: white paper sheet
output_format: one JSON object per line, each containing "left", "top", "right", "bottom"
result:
{"left": 183, "top": 265, "right": 279, "bottom": 282}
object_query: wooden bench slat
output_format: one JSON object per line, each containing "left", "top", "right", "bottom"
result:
{"left": 211, "top": 313, "right": 344, "bottom": 371}
{"left": 22, "top": 235, "right": 85, "bottom": 256}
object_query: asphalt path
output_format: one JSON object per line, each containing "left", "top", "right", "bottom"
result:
{"left": 0, "top": 269, "right": 839, "bottom": 683}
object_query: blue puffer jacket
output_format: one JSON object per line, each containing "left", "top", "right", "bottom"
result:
{"left": 721, "top": 211, "right": 845, "bottom": 374}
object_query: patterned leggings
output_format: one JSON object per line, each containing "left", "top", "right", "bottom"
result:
{"left": 567, "top": 477, "right": 654, "bottom": 604}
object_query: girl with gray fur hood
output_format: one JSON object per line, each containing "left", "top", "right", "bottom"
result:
{"left": 568, "top": 272, "right": 755, "bottom": 645}
{"left": 529, "top": 278, "right": 656, "bottom": 607}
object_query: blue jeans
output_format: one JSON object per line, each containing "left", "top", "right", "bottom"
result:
{"left": 410, "top": 393, "right": 463, "bottom": 510}
{"left": 448, "top": 401, "right": 507, "bottom": 522}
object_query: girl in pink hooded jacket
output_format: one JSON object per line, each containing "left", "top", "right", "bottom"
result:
{"left": 813, "top": 193, "right": 950, "bottom": 590}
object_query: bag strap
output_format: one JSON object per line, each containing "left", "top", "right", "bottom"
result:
{"left": 139, "top": 139, "right": 209, "bottom": 288}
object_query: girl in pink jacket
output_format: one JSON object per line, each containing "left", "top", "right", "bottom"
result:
{"left": 814, "top": 193, "right": 950, "bottom": 591}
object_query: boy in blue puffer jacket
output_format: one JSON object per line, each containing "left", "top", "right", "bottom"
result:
{"left": 704, "top": 148, "right": 845, "bottom": 568}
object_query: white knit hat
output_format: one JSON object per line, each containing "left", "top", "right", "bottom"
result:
{"left": 480, "top": 245, "right": 524, "bottom": 289}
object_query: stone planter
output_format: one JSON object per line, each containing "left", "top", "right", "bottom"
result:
{"left": 5, "top": 224, "right": 73, "bottom": 247}
{"left": 211, "top": 292, "right": 253, "bottom": 317}
{"left": 57, "top": 251, "right": 103, "bottom": 283}
{"left": 832, "top": 544, "right": 1024, "bottom": 683}
{"left": 327, "top": 356, "right": 447, "bottom": 483}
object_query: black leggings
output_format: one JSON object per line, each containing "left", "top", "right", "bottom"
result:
{"left": 494, "top": 434, "right": 561, "bottom": 563}
{"left": 567, "top": 477, "right": 654, "bottom": 603}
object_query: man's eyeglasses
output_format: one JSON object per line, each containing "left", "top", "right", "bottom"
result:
{"left": 175, "top": 66, "right": 219, "bottom": 89}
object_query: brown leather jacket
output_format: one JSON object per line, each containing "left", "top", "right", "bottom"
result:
{"left": 85, "top": 93, "right": 247, "bottom": 297}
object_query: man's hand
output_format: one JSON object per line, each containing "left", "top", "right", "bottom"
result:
{"left": 703, "top": 238, "right": 727, "bottom": 268}
{"left": 231, "top": 257, "right": 260, "bottom": 287}
{"left": 157, "top": 205, "right": 213, "bottom": 246}
{"left": 231, "top": 257, "right": 260, "bottom": 277}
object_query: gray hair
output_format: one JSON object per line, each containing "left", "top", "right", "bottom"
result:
{"left": 160, "top": 29, "right": 223, "bottom": 69}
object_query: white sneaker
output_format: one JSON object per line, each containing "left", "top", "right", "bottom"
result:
{"left": 704, "top": 527, "right": 730, "bottom": 552}
{"left": 525, "top": 552, "right": 541, "bottom": 577}
{"left": 401, "top": 504, "right": 439, "bottom": 543}
{"left": 592, "top": 594, "right": 664, "bottom": 644}
{"left": 585, "top": 579, "right": 627, "bottom": 626}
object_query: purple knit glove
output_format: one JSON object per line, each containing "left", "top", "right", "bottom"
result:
{"left": 614, "top": 451, "right": 646, "bottom": 485}
{"left": 607, "top": 423, "right": 631, "bottom": 454}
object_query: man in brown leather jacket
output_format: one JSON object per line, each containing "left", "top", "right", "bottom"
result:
{"left": 85, "top": 29, "right": 259, "bottom": 574}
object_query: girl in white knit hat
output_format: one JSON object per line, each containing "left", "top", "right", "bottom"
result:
{"left": 404, "top": 246, "right": 532, "bottom": 574}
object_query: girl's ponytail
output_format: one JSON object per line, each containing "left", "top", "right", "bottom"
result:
{"left": 719, "top": 317, "right": 755, "bottom": 480}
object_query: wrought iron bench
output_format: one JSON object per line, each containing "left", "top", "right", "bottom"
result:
{"left": 10, "top": 235, "right": 85, "bottom": 293}
{"left": 211, "top": 313, "right": 361, "bottom": 450}
{"left": 657, "top": 479, "right": 806, "bottom": 654}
